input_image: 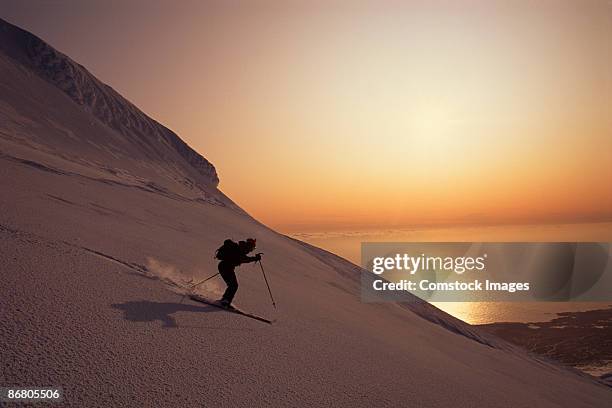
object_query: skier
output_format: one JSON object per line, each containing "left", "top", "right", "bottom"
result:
{"left": 215, "top": 238, "right": 261, "bottom": 308}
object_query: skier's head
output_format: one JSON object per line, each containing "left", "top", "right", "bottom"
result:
{"left": 239, "top": 238, "right": 257, "bottom": 253}
{"left": 246, "top": 238, "right": 256, "bottom": 252}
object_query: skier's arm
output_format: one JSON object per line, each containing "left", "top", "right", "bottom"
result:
{"left": 241, "top": 253, "right": 261, "bottom": 263}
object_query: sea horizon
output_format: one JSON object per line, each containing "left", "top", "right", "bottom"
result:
{"left": 288, "top": 221, "right": 612, "bottom": 324}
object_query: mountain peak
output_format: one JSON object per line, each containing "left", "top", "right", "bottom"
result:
{"left": 0, "top": 17, "right": 219, "bottom": 187}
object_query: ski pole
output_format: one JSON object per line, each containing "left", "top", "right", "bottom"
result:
{"left": 190, "top": 271, "right": 220, "bottom": 289}
{"left": 258, "top": 259, "right": 276, "bottom": 309}
{"left": 179, "top": 271, "right": 220, "bottom": 304}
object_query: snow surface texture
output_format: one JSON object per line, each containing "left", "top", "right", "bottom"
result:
{"left": 0, "top": 17, "right": 610, "bottom": 407}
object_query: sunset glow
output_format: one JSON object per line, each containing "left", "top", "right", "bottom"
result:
{"left": 4, "top": 0, "right": 611, "bottom": 231}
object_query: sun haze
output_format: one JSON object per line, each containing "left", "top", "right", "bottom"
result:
{"left": 2, "top": 0, "right": 610, "bottom": 231}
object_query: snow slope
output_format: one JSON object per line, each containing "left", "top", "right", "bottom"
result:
{"left": 0, "top": 18, "right": 610, "bottom": 407}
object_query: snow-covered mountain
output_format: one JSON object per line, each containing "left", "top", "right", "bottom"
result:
{"left": 0, "top": 18, "right": 220, "bottom": 199}
{"left": 0, "top": 17, "right": 609, "bottom": 407}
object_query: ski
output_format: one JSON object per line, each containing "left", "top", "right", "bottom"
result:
{"left": 188, "top": 294, "right": 274, "bottom": 324}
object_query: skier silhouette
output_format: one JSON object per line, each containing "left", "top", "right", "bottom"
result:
{"left": 215, "top": 238, "right": 261, "bottom": 308}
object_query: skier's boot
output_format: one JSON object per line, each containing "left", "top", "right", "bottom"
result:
{"left": 219, "top": 299, "right": 234, "bottom": 310}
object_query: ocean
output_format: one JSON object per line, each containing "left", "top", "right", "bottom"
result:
{"left": 288, "top": 222, "right": 612, "bottom": 324}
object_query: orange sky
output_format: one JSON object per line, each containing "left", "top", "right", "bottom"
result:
{"left": 2, "top": 0, "right": 611, "bottom": 231}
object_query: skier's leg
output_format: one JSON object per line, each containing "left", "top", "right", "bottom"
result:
{"left": 219, "top": 262, "right": 238, "bottom": 304}
{"left": 223, "top": 270, "right": 239, "bottom": 305}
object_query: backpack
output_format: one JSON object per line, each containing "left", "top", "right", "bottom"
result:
{"left": 215, "top": 239, "right": 239, "bottom": 261}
